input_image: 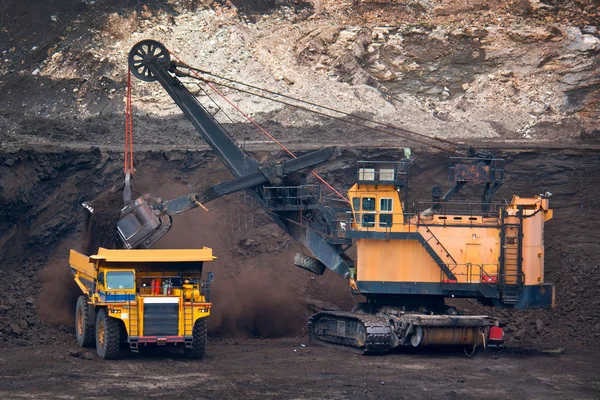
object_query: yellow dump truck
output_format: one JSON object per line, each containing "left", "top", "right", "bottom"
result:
{"left": 69, "top": 247, "right": 215, "bottom": 359}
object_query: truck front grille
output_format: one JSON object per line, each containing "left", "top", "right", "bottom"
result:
{"left": 143, "top": 303, "right": 179, "bottom": 336}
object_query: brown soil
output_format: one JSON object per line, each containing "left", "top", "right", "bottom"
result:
{"left": 1, "top": 0, "right": 599, "bottom": 398}
{"left": 1, "top": 147, "right": 599, "bottom": 352}
{"left": 0, "top": 338, "right": 599, "bottom": 399}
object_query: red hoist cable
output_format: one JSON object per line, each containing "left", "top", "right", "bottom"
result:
{"left": 169, "top": 51, "right": 350, "bottom": 205}
{"left": 124, "top": 68, "right": 134, "bottom": 175}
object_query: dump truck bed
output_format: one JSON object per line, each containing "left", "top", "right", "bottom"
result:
{"left": 69, "top": 247, "right": 216, "bottom": 295}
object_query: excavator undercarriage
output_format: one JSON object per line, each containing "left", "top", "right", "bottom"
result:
{"left": 309, "top": 307, "right": 498, "bottom": 354}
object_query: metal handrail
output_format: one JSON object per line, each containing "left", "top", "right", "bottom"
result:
{"left": 137, "top": 275, "right": 211, "bottom": 299}
{"left": 442, "top": 263, "right": 500, "bottom": 284}
{"left": 418, "top": 215, "right": 458, "bottom": 267}
{"left": 332, "top": 211, "right": 425, "bottom": 237}
{"left": 414, "top": 201, "right": 504, "bottom": 216}
{"left": 263, "top": 185, "right": 322, "bottom": 208}
{"left": 333, "top": 207, "right": 501, "bottom": 233}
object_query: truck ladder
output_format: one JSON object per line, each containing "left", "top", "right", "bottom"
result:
{"left": 128, "top": 300, "right": 140, "bottom": 353}
{"left": 183, "top": 299, "right": 194, "bottom": 349}
{"left": 500, "top": 210, "right": 523, "bottom": 304}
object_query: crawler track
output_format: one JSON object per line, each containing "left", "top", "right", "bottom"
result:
{"left": 308, "top": 311, "right": 395, "bottom": 354}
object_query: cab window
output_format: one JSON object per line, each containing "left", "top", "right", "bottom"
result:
{"left": 362, "top": 197, "right": 375, "bottom": 227}
{"left": 379, "top": 198, "right": 393, "bottom": 228}
{"left": 362, "top": 197, "right": 375, "bottom": 211}
{"left": 380, "top": 198, "right": 393, "bottom": 212}
{"left": 106, "top": 271, "right": 135, "bottom": 290}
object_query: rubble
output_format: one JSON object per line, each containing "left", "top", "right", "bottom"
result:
{"left": 68, "top": 350, "right": 94, "bottom": 360}
{"left": 566, "top": 27, "right": 600, "bottom": 52}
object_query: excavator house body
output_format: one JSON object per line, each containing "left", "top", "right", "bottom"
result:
{"left": 69, "top": 248, "right": 215, "bottom": 359}
{"left": 348, "top": 182, "right": 554, "bottom": 309}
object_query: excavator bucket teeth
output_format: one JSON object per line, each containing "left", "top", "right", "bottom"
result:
{"left": 117, "top": 198, "right": 172, "bottom": 249}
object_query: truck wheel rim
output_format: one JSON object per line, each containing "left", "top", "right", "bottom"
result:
{"left": 97, "top": 320, "right": 105, "bottom": 348}
{"left": 77, "top": 308, "right": 84, "bottom": 336}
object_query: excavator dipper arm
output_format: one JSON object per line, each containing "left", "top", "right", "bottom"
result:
{"left": 156, "top": 147, "right": 341, "bottom": 216}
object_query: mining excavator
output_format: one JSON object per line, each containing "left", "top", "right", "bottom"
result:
{"left": 117, "top": 39, "right": 555, "bottom": 353}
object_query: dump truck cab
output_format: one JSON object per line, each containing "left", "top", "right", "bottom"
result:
{"left": 69, "top": 247, "right": 215, "bottom": 359}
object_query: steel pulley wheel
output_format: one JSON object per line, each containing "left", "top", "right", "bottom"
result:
{"left": 128, "top": 39, "right": 171, "bottom": 82}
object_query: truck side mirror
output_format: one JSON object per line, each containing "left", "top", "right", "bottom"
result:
{"left": 207, "top": 271, "right": 214, "bottom": 283}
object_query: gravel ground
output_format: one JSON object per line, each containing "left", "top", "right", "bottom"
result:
{"left": 0, "top": 337, "right": 599, "bottom": 399}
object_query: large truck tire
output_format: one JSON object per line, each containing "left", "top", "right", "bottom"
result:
{"left": 293, "top": 253, "right": 326, "bottom": 275}
{"left": 95, "top": 308, "right": 121, "bottom": 360}
{"left": 75, "top": 295, "right": 95, "bottom": 347}
{"left": 184, "top": 318, "right": 207, "bottom": 359}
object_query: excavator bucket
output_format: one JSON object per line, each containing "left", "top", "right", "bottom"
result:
{"left": 117, "top": 198, "right": 172, "bottom": 249}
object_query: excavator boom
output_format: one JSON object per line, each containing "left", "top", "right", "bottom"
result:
{"left": 119, "top": 40, "right": 353, "bottom": 280}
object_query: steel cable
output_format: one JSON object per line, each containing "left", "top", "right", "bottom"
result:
{"left": 176, "top": 63, "right": 460, "bottom": 152}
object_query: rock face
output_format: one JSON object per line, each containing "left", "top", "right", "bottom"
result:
{"left": 1, "top": 0, "right": 598, "bottom": 146}
{"left": 0, "top": 149, "right": 118, "bottom": 269}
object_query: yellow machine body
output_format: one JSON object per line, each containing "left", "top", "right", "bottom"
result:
{"left": 346, "top": 173, "right": 554, "bottom": 309}
{"left": 69, "top": 247, "right": 215, "bottom": 342}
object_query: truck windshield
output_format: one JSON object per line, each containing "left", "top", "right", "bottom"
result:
{"left": 106, "top": 271, "right": 135, "bottom": 290}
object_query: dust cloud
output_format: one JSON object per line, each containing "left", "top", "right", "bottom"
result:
{"left": 209, "top": 269, "right": 307, "bottom": 337}
{"left": 154, "top": 199, "right": 314, "bottom": 338}
{"left": 37, "top": 168, "right": 351, "bottom": 337}
{"left": 140, "top": 165, "right": 334, "bottom": 338}
{"left": 38, "top": 189, "right": 121, "bottom": 327}
{"left": 38, "top": 254, "right": 80, "bottom": 327}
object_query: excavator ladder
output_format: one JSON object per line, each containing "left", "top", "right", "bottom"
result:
{"left": 500, "top": 209, "right": 523, "bottom": 304}
{"left": 417, "top": 216, "right": 458, "bottom": 282}
{"left": 422, "top": 225, "right": 459, "bottom": 281}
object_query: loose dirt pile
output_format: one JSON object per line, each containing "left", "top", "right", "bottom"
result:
{"left": 81, "top": 188, "right": 122, "bottom": 254}
{"left": 1, "top": 146, "right": 599, "bottom": 353}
